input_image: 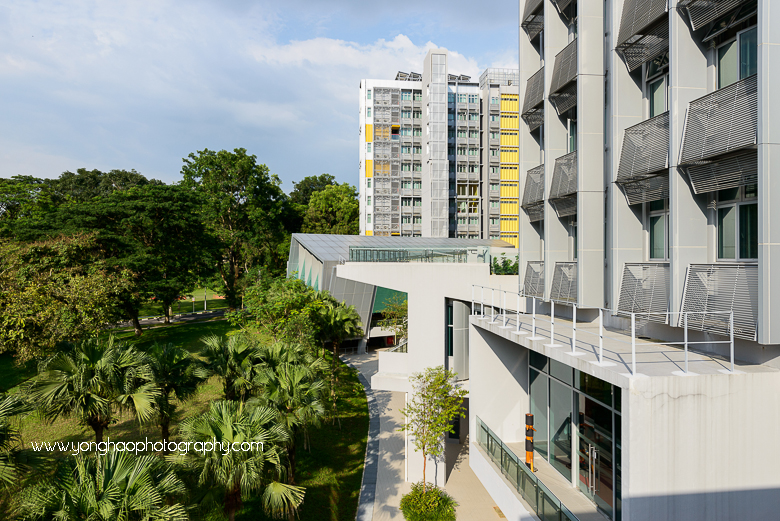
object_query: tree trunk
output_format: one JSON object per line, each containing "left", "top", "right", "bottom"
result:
{"left": 224, "top": 486, "right": 242, "bottom": 521}
{"left": 89, "top": 419, "right": 110, "bottom": 443}
{"left": 131, "top": 312, "right": 143, "bottom": 337}
{"left": 163, "top": 302, "right": 173, "bottom": 325}
{"left": 423, "top": 450, "right": 427, "bottom": 492}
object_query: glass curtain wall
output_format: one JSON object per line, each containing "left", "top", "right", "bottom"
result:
{"left": 529, "top": 352, "right": 622, "bottom": 521}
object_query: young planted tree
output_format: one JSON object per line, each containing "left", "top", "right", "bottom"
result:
{"left": 146, "top": 343, "right": 208, "bottom": 448}
{"left": 199, "top": 334, "right": 261, "bottom": 402}
{"left": 377, "top": 293, "right": 409, "bottom": 345}
{"left": 28, "top": 337, "right": 159, "bottom": 442}
{"left": 15, "top": 452, "right": 188, "bottom": 520}
{"left": 175, "top": 400, "right": 304, "bottom": 521}
{"left": 400, "top": 366, "right": 468, "bottom": 492}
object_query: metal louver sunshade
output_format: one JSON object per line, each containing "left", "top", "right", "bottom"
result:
{"left": 679, "top": 75, "right": 757, "bottom": 193}
{"left": 522, "top": 68, "right": 545, "bottom": 131}
{"left": 616, "top": 18, "right": 669, "bottom": 72}
{"left": 549, "top": 152, "right": 577, "bottom": 218}
{"left": 549, "top": 83, "right": 577, "bottom": 116}
{"left": 617, "top": 263, "right": 670, "bottom": 323}
{"left": 521, "top": 0, "right": 544, "bottom": 41}
{"left": 550, "top": 40, "right": 577, "bottom": 95}
{"left": 550, "top": 262, "right": 577, "bottom": 303}
{"left": 523, "top": 261, "right": 545, "bottom": 297}
{"left": 522, "top": 165, "right": 545, "bottom": 222}
{"left": 679, "top": 0, "right": 753, "bottom": 31}
{"left": 680, "top": 263, "right": 758, "bottom": 341}
{"left": 615, "top": 112, "right": 669, "bottom": 204}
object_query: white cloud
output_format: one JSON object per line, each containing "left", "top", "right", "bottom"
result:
{"left": 0, "top": 0, "right": 513, "bottom": 188}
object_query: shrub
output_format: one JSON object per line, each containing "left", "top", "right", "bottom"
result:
{"left": 400, "top": 482, "right": 458, "bottom": 521}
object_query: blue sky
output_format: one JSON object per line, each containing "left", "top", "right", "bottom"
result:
{"left": 0, "top": 0, "right": 518, "bottom": 192}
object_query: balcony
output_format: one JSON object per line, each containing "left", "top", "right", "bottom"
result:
{"left": 615, "top": 111, "right": 669, "bottom": 205}
{"left": 678, "top": 74, "right": 757, "bottom": 194}
{"left": 617, "top": 262, "right": 670, "bottom": 325}
{"left": 521, "top": 0, "right": 544, "bottom": 41}
{"left": 489, "top": 207, "right": 500, "bottom": 216}
{"left": 549, "top": 40, "right": 577, "bottom": 115}
{"left": 521, "top": 67, "right": 545, "bottom": 131}
{"left": 523, "top": 260, "right": 544, "bottom": 297}
{"left": 522, "top": 164, "right": 545, "bottom": 222}
{"left": 550, "top": 261, "right": 577, "bottom": 303}
{"left": 679, "top": 0, "right": 753, "bottom": 31}
{"left": 615, "top": 0, "right": 669, "bottom": 72}
{"left": 549, "top": 152, "right": 578, "bottom": 218}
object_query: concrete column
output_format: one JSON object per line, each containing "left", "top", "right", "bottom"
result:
{"left": 667, "top": 4, "right": 709, "bottom": 321}
{"left": 607, "top": 0, "right": 644, "bottom": 310}
{"left": 757, "top": 0, "right": 780, "bottom": 344}
{"left": 576, "top": 0, "right": 605, "bottom": 309}
{"left": 543, "top": 0, "right": 570, "bottom": 300}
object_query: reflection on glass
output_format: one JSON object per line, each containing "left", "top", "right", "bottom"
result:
{"left": 740, "top": 27, "right": 757, "bottom": 79}
{"left": 650, "top": 214, "right": 665, "bottom": 259}
{"left": 739, "top": 203, "right": 758, "bottom": 259}
{"left": 718, "top": 206, "right": 736, "bottom": 259}
{"left": 530, "top": 368, "right": 549, "bottom": 459}
{"left": 718, "top": 40, "right": 738, "bottom": 88}
{"left": 576, "top": 395, "right": 614, "bottom": 518}
{"left": 550, "top": 358, "right": 573, "bottom": 386}
{"left": 649, "top": 77, "right": 665, "bottom": 118}
{"left": 549, "top": 380, "right": 572, "bottom": 478}
{"left": 577, "top": 370, "right": 612, "bottom": 406}
{"left": 531, "top": 351, "right": 548, "bottom": 373}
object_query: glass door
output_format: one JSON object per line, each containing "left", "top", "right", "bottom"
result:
{"left": 576, "top": 394, "right": 614, "bottom": 518}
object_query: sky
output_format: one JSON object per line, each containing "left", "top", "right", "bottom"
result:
{"left": 0, "top": 0, "right": 519, "bottom": 192}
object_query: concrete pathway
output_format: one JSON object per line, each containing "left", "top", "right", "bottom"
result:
{"left": 344, "top": 351, "right": 508, "bottom": 521}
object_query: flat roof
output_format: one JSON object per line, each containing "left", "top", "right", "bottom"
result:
{"left": 291, "top": 234, "right": 514, "bottom": 263}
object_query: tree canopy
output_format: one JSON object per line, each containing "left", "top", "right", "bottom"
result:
{"left": 302, "top": 183, "right": 359, "bottom": 235}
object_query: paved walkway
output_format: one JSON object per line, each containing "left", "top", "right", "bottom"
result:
{"left": 344, "top": 351, "right": 507, "bottom": 521}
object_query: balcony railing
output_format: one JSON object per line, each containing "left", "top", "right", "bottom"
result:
{"left": 349, "top": 246, "right": 490, "bottom": 264}
{"left": 550, "top": 261, "right": 577, "bottom": 303}
{"left": 521, "top": 67, "right": 545, "bottom": 131}
{"left": 679, "top": 74, "right": 757, "bottom": 194}
{"left": 522, "top": 164, "right": 545, "bottom": 222}
{"left": 617, "top": 262, "right": 670, "bottom": 325}
{"left": 521, "top": 0, "right": 544, "bottom": 40}
{"left": 549, "top": 152, "right": 577, "bottom": 218}
{"left": 476, "top": 416, "right": 579, "bottom": 521}
{"left": 679, "top": 0, "right": 752, "bottom": 31}
{"left": 549, "top": 40, "right": 577, "bottom": 114}
{"left": 616, "top": 0, "right": 668, "bottom": 71}
{"left": 616, "top": 111, "right": 669, "bottom": 205}
{"left": 523, "top": 260, "right": 545, "bottom": 297}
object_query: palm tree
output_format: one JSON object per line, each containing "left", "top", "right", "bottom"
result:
{"left": 15, "top": 451, "right": 188, "bottom": 520}
{"left": 199, "top": 334, "right": 261, "bottom": 402}
{"left": 28, "top": 336, "right": 159, "bottom": 442}
{"left": 316, "top": 302, "right": 363, "bottom": 417}
{"left": 252, "top": 343, "right": 327, "bottom": 484}
{"left": 175, "top": 400, "right": 304, "bottom": 521}
{"left": 0, "top": 393, "right": 33, "bottom": 486}
{"left": 146, "top": 343, "right": 207, "bottom": 449}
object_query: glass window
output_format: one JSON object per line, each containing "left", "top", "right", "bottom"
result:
{"left": 413, "top": 181, "right": 421, "bottom": 189}
{"left": 402, "top": 215, "right": 411, "bottom": 224}
{"left": 367, "top": 179, "right": 371, "bottom": 188}
{"left": 366, "top": 143, "right": 371, "bottom": 153}
{"left": 413, "top": 198, "right": 422, "bottom": 207}
{"left": 576, "top": 370, "right": 612, "bottom": 406}
{"left": 568, "top": 119, "right": 577, "bottom": 153}
{"left": 550, "top": 379, "right": 573, "bottom": 477}
{"left": 649, "top": 76, "right": 666, "bottom": 117}
{"left": 530, "top": 351, "right": 548, "bottom": 372}
{"left": 718, "top": 206, "right": 737, "bottom": 259}
{"left": 739, "top": 26, "right": 757, "bottom": 79}
{"left": 413, "top": 216, "right": 422, "bottom": 224}
{"left": 366, "top": 214, "right": 371, "bottom": 224}
{"left": 739, "top": 203, "right": 758, "bottom": 259}
{"left": 402, "top": 180, "right": 411, "bottom": 189}
{"left": 413, "top": 91, "right": 422, "bottom": 101}
{"left": 650, "top": 214, "right": 666, "bottom": 259}
{"left": 550, "top": 359, "right": 573, "bottom": 386}
{"left": 367, "top": 89, "right": 371, "bottom": 100}
{"left": 490, "top": 183, "right": 499, "bottom": 191}
{"left": 366, "top": 196, "right": 371, "bottom": 206}
{"left": 529, "top": 369, "right": 549, "bottom": 459}
{"left": 366, "top": 108, "right": 371, "bottom": 117}
{"left": 718, "top": 40, "right": 739, "bottom": 88}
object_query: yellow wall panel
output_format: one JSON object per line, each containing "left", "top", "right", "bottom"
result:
{"left": 501, "top": 149, "right": 519, "bottom": 163}
{"left": 500, "top": 114, "right": 520, "bottom": 129}
{"left": 500, "top": 233, "right": 519, "bottom": 247}
{"left": 366, "top": 159, "right": 373, "bottom": 178}
{"left": 500, "top": 166, "right": 519, "bottom": 181}
{"left": 366, "top": 230, "right": 373, "bottom": 236}
{"left": 366, "top": 124, "right": 373, "bottom": 142}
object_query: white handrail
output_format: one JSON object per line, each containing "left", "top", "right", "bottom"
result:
{"left": 471, "top": 285, "right": 738, "bottom": 376}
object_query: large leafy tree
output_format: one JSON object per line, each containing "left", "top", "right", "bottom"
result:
{"left": 146, "top": 343, "right": 207, "bottom": 448}
{"left": 400, "top": 366, "right": 467, "bottom": 492}
{"left": 252, "top": 343, "right": 327, "bottom": 484}
{"left": 15, "top": 452, "right": 188, "bottom": 520}
{"left": 0, "top": 176, "right": 58, "bottom": 232}
{"left": 288, "top": 174, "right": 336, "bottom": 231}
{"left": 180, "top": 148, "right": 291, "bottom": 308}
{"left": 0, "top": 234, "right": 131, "bottom": 361}
{"left": 28, "top": 337, "right": 159, "bottom": 442}
{"left": 53, "top": 168, "right": 158, "bottom": 203}
{"left": 302, "top": 183, "right": 359, "bottom": 235}
{"left": 175, "top": 400, "right": 304, "bottom": 521}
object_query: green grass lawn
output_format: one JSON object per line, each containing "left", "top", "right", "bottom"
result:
{"left": 110, "top": 316, "right": 237, "bottom": 353}
{"left": 137, "top": 287, "right": 232, "bottom": 318}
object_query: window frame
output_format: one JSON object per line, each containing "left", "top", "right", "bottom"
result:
{"left": 716, "top": 185, "right": 758, "bottom": 261}
{"left": 716, "top": 24, "right": 758, "bottom": 89}
{"left": 646, "top": 199, "right": 669, "bottom": 261}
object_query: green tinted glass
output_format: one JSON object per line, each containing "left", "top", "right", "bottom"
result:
{"left": 650, "top": 214, "right": 665, "bottom": 259}
{"left": 718, "top": 206, "right": 736, "bottom": 259}
{"left": 739, "top": 203, "right": 758, "bottom": 259}
{"left": 718, "top": 40, "right": 738, "bottom": 88}
{"left": 740, "top": 27, "right": 757, "bottom": 79}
